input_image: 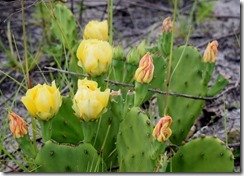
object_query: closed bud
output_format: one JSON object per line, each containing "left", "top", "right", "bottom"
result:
{"left": 9, "top": 112, "right": 27, "bottom": 138}
{"left": 137, "top": 40, "right": 147, "bottom": 58}
{"left": 72, "top": 78, "right": 110, "bottom": 121}
{"left": 162, "top": 17, "right": 173, "bottom": 34}
{"left": 83, "top": 20, "right": 108, "bottom": 41}
{"left": 21, "top": 81, "right": 62, "bottom": 121}
{"left": 152, "top": 116, "right": 172, "bottom": 143}
{"left": 77, "top": 39, "right": 113, "bottom": 77}
{"left": 126, "top": 48, "right": 140, "bottom": 65}
{"left": 113, "top": 45, "right": 125, "bottom": 60}
{"left": 134, "top": 52, "right": 154, "bottom": 83}
{"left": 203, "top": 40, "right": 218, "bottom": 63}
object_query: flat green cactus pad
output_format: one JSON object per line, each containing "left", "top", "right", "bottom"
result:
{"left": 117, "top": 107, "right": 155, "bottom": 172}
{"left": 51, "top": 97, "right": 83, "bottom": 144}
{"left": 35, "top": 140, "right": 106, "bottom": 172}
{"left": 171, "top": 136, "right": 234, "bottom": 172}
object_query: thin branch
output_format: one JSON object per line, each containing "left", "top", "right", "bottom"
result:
{"left": 43, "top": 66, "right": 239, "bottom": 101}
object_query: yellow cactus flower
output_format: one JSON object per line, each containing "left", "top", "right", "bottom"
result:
{"left": 153, "top": 116, "right": 172, "bottom": 143}
{"left": 203, "top": 40, "right": 219, "bottom": 63}
{"left": 134, "top": 52, "right": 154, "bottom": 83}
{"left": 72, "top": 78, "right": 110, "bottom": 121}
{"left": 83, "top": 20, "right": 108, "bottom": 41}
{"left": 9, "top": 112, "right": 28, "bottom": 138}
{"left": 76, "top": 39, "right": 113, "bottom": 77}
{"left": 21, "top": 81, "right": 62, "bottom": 121}
{"left": 162, "top": 17, "right": 172, "bottom": 34}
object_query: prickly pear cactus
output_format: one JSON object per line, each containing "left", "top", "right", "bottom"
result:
{"left": 51, "top": 3, "right": 77, "bottom": 52}
{"left": 158, "top": 46, "right": 208, "bottom": 145}
{"left": 117, "top": 107, "right": 155, "bottom": 172}
{"left": 171, "top": 136, "right": 234, "bottom": 172}
{"left": 51, "top": 97, "right": 83, "bottom": 144}
{"left": 35, "top": 140, "right": 106, "bottom": 172}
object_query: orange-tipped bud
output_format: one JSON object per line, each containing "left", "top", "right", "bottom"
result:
{"left": 203, "top": 40, "right": 219, "bottom": 63}
{"left": 162, "top": 17, "right": 172, "bottom": 34}
{"left": 134, "top": 52, "right": 154, "bottom": 83}
{"left": 9, "top": 112, "right": 28, "bottom": 138}
{"left": 153, "top": 116, "right": 172, "bottom": 143}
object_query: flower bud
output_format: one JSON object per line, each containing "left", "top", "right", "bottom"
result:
{"left": 152, "top": 116, "right": 172, "bottom": 143}
{"left": 137, "top": 40, "right": 147, "bottom": 58}
{"left": 72, "top": 78, "right": 110, "bottom": 121}
{"left": 113, "top": 45, "right": 125, "bottom": 60}
{"left": 126, "top": 48, "right": 140, "bottom": 65}
{"left": 21, "top": 81, "right": 62, "bottom": 121}
{"left": 76, "top": 39, "right": 113, "bottom": 77}
{"left": 134, "top": 52, "right": 154, "bottom": 83}
{"left": 9, "top": 112, "right": 27, "bottom": 138}
{"left": 203, "top": 40, "right": 218, "bottom": 63}
{"left": 83, "top": 20, "right": 108, "bottom": 41}
{"left": 162, "top": 17, "right": 173, "bottom": 34}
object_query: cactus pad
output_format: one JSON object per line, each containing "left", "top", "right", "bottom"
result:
{"left": 117, "top": 107, "right": 155, "bottom": 172}
{"left": 35, "top": 140, "right": 106, "bottom": 172}
{"left": 51, "top": 97, "right": 83, "bottom": 144}
{"left": 171, "top": 136, "right": 234, "bottom": 172}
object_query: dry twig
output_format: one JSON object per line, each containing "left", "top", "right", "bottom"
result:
{"left": 43, "top": 66, "right": 240, "bottom": 101}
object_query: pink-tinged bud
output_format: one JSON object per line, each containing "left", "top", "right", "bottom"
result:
{"left": 134, "top": 52, "right": 154, "bottom": 83}
{"left": 9, "top": 112, "right": 28, "bottom": 138}
{"left": 162, "top": 17, "right": 173, "bottom": 34}
{"left": 152, "top": 116, "right": 172, "bottom": 143}
{"left": 203, "top": 40, "right": 219, "bottom": 63}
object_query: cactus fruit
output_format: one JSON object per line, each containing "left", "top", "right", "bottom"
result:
{"left": 77, "top": 103, "right": 120, "bottom": 168}
{"left": 17, "top": 135, "right": 36, "bottom": 159}
{"left": 35, "top": 140, "right": 106, "bottom": 172}
{"left": 117, "top": 107, "right": 155, "bottom": 172}
{"left": 51, "top": 97, "right": 83, "bottom": 144}
{"left": 171, "top": 136, "right": 234, "bottom": 172}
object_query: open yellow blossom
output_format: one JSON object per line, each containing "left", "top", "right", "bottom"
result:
{"left": 9, "top": 112, "right": 27, "bottom": 138}
{"left": 134, "top": 52, "right": 154, "bottom": 83}
{"left": 153, "top": 116, "right": 172, "bottom": 143}
{"left": 203, "top": 40, "right": 219, "bottom": 63}
{"left": 72, "top": 78, "right": 110, "bottom": 121}
{"left": 21, "top": 81, "right": 62, "bottom": 121}
{"left": 76, "top": 39, "right": 113, "bottom": 77}
{"left": 83, "top": 20, "right": 108, "bottom": 41}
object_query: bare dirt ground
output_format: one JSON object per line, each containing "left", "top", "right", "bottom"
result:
{"left": 0, "top": 0, "right": 241, "bottom": 172}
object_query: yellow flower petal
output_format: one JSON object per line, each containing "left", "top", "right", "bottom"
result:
{"left": 83, "top": 20, "right": 108, "bottom": 41}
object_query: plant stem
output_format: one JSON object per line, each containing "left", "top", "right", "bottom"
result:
{"left": 224, "top": 102, "right": 228, "bottom": 146}
{"left": 21, "top": 0, "right": 31, "bottom": 89}
{"left": 164, "top": 0, "right": 178, "bottom": 116}
{"left": 21, "top": 0, "right": 38, "bottom": 153}
{"left": 31, "top": 118, "right": 38, "bottom": 153}
{"left": 108, "top": 0, "right": 113, "bottom": 45}
{"left": 39, "top": 120, "right": 52, "bottom": 142}
{"left": 169, "top": 0, "right": 197, "bottom": 82}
